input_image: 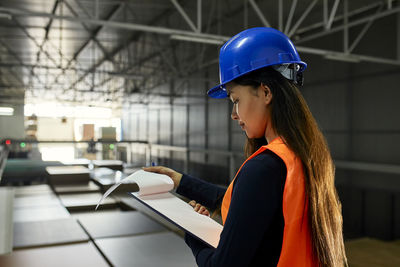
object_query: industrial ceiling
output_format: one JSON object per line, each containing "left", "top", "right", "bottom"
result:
{"left": 0, "top": 0, "right": 398, "bottom": 109}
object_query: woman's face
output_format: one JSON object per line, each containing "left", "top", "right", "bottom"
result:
{"left": 227, "top": 83, "right": 271, "bottom": 139}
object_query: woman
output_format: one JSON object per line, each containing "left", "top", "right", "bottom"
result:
{"left": 144, "top": 27, "right": 347, "bottom": 267}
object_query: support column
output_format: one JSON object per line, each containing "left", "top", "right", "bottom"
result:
{"left": 136, "top": 114, "right": 139, "bottom": 140}
{"left": 146, "top": 104, "right": 150, "bottom": 164}
{"left": 169, "top": 80, "right": 174, "bottom": 166}
{"left": 146, "top": 105, "right": 149, "bottom": 142}
{"left": 157, "top": 108, "right": 160, "bottom": 163}
{"left": 185, "top": 104, "right": 190, "bottom": 173}
{"left": 204, "top": 71, "right": 209, "bottom": 164}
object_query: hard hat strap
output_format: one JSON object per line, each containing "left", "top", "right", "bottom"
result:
{"left": 273, "top": 63, "right": 303, "bottom": 86}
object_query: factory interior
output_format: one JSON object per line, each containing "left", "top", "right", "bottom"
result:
{"left": 0, "top": 0, "right": 400, "bottom": 266}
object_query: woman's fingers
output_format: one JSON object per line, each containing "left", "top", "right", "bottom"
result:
{"left": 194, "top": 203, "right": 201, "bottom": 212}
{"left": 202, "top": 209, "right": 210, "bottom": 216}
{"left": 142, "top": 166, "right": 183, "bottom": 188}
{"left": 189, "top": 200, "right": 210, "bottom": 216}
{"left": 199, "top": 207, "right": 210, "bottom": 216}
{"left": 142, "top": 166, "right": 166, "bottom": 174}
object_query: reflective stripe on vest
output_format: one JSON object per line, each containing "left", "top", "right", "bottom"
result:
{"left": 221, "top": 137, "right": 316, "bottom": 267}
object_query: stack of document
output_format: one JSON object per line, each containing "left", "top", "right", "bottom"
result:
{"left": 97, "top": 170, "right": 222, "bottom": 248}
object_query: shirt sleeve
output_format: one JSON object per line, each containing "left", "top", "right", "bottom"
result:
{"left": 184, "top": 151, "right": 287, "bottom": 267}
{"left": 176, "top": 173, "right": 226, "bottom": 210}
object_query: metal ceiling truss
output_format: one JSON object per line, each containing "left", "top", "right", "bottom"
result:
{"left": 64, "top": 7, "right": 182, "bottom": 98}
{"left": 0, "top": 38, "right": 45, "bottom": 92}
{"left": 0, "top": 0, "right": 399, "bottom": 107}
{"left": 50, "top": 0, "right": 126, "bottom": 98}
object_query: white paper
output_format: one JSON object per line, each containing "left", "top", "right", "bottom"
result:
{"left": 96, "top": 169, "right": 222, "bottom": 248}
{"left": 95, "top": 170, "right": 173, "bottom": 210}
{"left": 132, "top": 170, "right": 174, "bottom": 196}
{"left": 0, "top": 188, "right": 14, "bottom": 255}
{"left": 131, "top": 192, "right": 222, "bottom": 248}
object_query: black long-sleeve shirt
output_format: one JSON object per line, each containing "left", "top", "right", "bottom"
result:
{"left": 176, "top": 150, "right": 287, "bottom": 267}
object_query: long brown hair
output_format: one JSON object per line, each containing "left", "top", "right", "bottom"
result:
{"left": 233, "top": 67, "right": 347, "bottom": 267}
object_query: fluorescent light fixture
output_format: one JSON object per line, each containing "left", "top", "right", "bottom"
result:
{"left": 170, "top": 34, "right": 224, "bottom": 45}
{"left": 25, "top": 103, "right": 112, "bottom": 119}
{"left": 0, "top": 13, "right": 12, "bottom": 20}
{"left": 108, "top": 72, "right": 144, "bottom": 80}
{"left": 324, "top": 53, "right": 361, "bottom": 63}
{"left": 0, "top": 107, "right": 14, "bottom": 116}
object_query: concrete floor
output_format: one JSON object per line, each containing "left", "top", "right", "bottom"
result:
{"left": 345, "top": 238, "right": 400, "bottom": 267}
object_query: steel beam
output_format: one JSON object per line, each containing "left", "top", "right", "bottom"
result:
{"left": 35, "top": 0, "right": 60, "bottom": 67}
{"left": 278, "top": 0, "right": 283, "bottom": 31}
{"left": 296, "top": 46, "right": 400, "bottom": 66}
{"left": 343, "top": 0, "right": 348, "bottom": 53}
{"left": 323, "top": 0, "right": 328, "bottom": 28}
{"left": 52, "top": 2, "right": 125, "bottom": 86}
{"left": 63, "top": 0, "right": 117, "bottom": 65}
{"left": 154, "top": 35, "right": 178, "bottom": 74}
{"left": 84, "top": 43, "right": 176, "bottom": 95}
{"left": 327, "top": 0, "right": 341, "bottom": 30}
{"left": 197, "top": 0, "right": 202, "bottom": 33}
{"left": 296, "top": 5, "right": 400, "bottom": 45}
{"left": 8, "top": 4, "right": 400, "bottom": 62}
{"left": 388, "top": 0, "right": 394, "bottom": 9}
{"left": 62, "top": 0, "right": 118, "bottom": 93}
{"left": 170, "top": 0, "right": 197, "bottom": 32}
{"left": 348, "top": 4, "right": 384, "bottom": 53}
{"left": 287, "top": 0, "right": 317, "bottom": 37}
{"left": 11, "top": 18, "right": 61, "bottom": 69}
{"left": 0, "top": 2, "right": 248, "bottom": 100}
{"left": 2, "top": 2, "right": 399, "bottom": 105}
{"left": 0, "top": 39, "right": 40, "bottom": 87}
{"left": 1, "top": 68, "right": 24, "bottom": 86}
{"left": 7, "top": 5, "right": 396, "bottom": 93}
{"left": 248, "top": 0, "right": 271, "bottom": 27}
{"left": 0, "top": 62, "right": 146, "bottom": 77}
{"left": 297, "top": 2, "right": 381, "bottom": 35}
{"left": 284, "top": 0, "right": 297, "bottom": 34}
{"left": 0, "top": 7, "right": 229, "bottom": 41}
{"left": 108, "top": 1, "right": 217, "bottom": 94}
{"left": 62, "top": 9, "right": 224, "bottom": 93}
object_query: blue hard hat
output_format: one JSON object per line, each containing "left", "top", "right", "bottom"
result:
{"left": 208, "top": 27, "right": 307, "bottom": 98}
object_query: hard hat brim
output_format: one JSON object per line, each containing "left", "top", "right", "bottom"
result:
{"left": 207, "top": 61, "right": 307, "bottom": 99}
{"left": 207, "top": 84, "right": 228, "bottom": 99}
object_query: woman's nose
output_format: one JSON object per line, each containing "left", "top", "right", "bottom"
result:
{"left": 231, "top": 105, "right": 238, "bottom": 120}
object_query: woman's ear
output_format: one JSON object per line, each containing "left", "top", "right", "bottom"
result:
{"left": 261, "top": 83, "right": 272, "bottom": 105}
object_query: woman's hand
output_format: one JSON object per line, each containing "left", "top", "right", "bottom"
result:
{"left": 142, "top": 166, "right": 183, "bottom": 189}
{"left": 188, "top": 200, "right": 210, "bottom": 217}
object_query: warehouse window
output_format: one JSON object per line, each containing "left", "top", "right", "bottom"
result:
{"left": 24, "top": 104, "right": 112, "bottom": 118}
{"left": 40, "top": 145, "right": 75, "bottom": 161}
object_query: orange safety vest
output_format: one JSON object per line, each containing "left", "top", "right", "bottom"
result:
{"left": 221, "top": 137, "right": 316, "bottom": 267}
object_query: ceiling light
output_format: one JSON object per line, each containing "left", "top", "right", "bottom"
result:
{"left": 170, "top": 34, "right": 224, "bottom": 45}
{"left": 108, "top": 72, "right": 144, "bottom": 80}
{"left": 0, "top": 13, "right": 12, "bottom": 20}
{"left": 324, "top": 53, "right": 360, "bottom": 63}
